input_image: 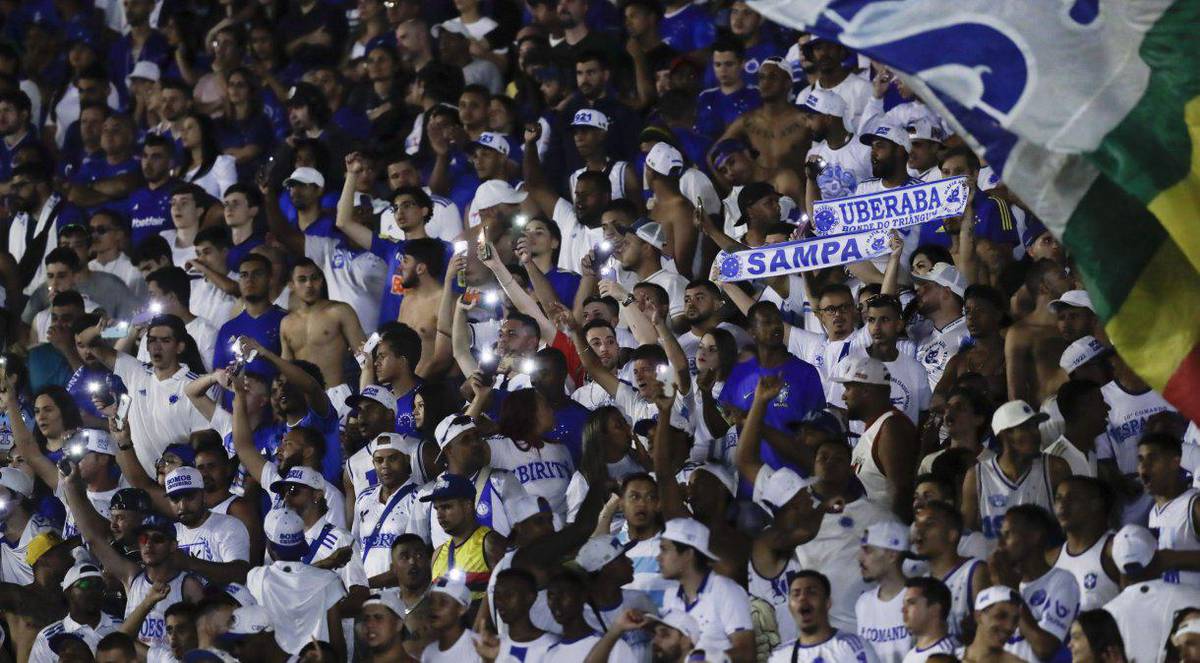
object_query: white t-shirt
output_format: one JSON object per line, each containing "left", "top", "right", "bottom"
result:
{"left": 1104, "top": 580, "right": 1200, "bottom": 663}
{"left": 421, "top": 628, "right": 484, "bottom": 662}
{"left": 552, "top": 198, "right": 605, "bottom": 275}
{"left": 486, "top": 436, "right": 574, "bottom": 520}
{"left": 246, "top": 561, "right": 346, "bottom": 654}
{"left": 496, "top": 633, "right": 560, "bottom": 663}
{"left": 902, "top": 636, "right": 959, "bottom": 663}
{"left": 185, "top": 154, "right": 237, "bottom": 198}
{"left": 639, "top": 268, "right": 689, "bottom": 320}
{"left": 305, "top": 235, "right": 387, "bottom": 335}
{"left": 661, "top": 572, "right": 753, "bottom": 653}
{"left": 112, "top": 353, "right": 210, "bottom": 477}
{"left": 544, "top": 632, "right": 636, "bottom": 663}
{"left": 1042, "top": 435, "right": 1097, "bottom": 477}
{"left": 189, "top": 277, "right": 237, "bottom": 328}
{"left": 807, "top": 137, "right": 874, "bottom": 201}
{"left": 1004, "top": 567, "right": 1079, "bottom": 663}
{"left": 380, "top": 190, "right": 463, "bottom": 243}
{"left": 91, "top": 253, "right": 146, "bottom": 297}
{"left": 160, "top": 230, "right": 198, "bottom": 269}
{"left": 176, "top": 511, "right": 250, "bottom": 562}
{"left": 28, "top": 613, "right": 122, "bottom": 663}
{"left": 768, "top": 631, "right": 881, "bottom": 663}
{"left": 0, "top": 513, "right": 58, "bottom": 585}
{"left": 855, "top": 588, "right": 911, "bottom": 663}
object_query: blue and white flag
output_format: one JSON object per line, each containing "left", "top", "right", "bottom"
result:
{"left": 811, "top": 177, "right": 969, "bottom": 236}
{"left": 715, "top": 230, "right": 893, "bottom": 282}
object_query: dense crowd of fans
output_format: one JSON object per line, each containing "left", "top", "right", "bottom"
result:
{"left": 0, "top": 0, "right": 1198, "bottom": 661}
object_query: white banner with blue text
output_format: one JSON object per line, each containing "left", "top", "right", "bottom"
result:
{"left": 714, "top": 230, "right": 894, "bottom": 282}
{"left": 810, "top": 176, "right": 969, "bottom": 236}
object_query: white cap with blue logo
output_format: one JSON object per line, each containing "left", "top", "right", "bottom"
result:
{"left": 859, "top": 114, "right": 913, "bottom": 153}
{"left": 571, "top": 108, "right": 610, "bottom": 131}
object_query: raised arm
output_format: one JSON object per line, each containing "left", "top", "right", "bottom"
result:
{"left": 4, "top": 388, "right": 60, "bottom": 490}
{"left": 184, "top": 371, "right": 225, "bottom": 421}
{"left": 259, "top": 179, "right": 305, "bottom": 256}
{"left": 515, "top": 237, "right": 571, "bottom": 310}
{"left": 451, "top": 294, "right": 481, "bottom": 377}
{"left": 735, "top": 375, "right": 780, "bottom": 484}
{"left": 955, "top": 189, "right": 979, "bottom": 285}
{"left": 649, "top": 303, "right": 692, "bottom": 396}
{"left": 571, "top": 250, "right": 601, "bottom": 325}
{"left": 61, "top": 465, "right": 139, "bottom": 584}
{"left": 231, "top": 376, "right": 269, "bottom": 482}
{"left": 480, "top": 241, "right": 556, "bottom": 341}
{"left": 598, "top": 281, "right": 656, "bottom": 346}
{"left": 561, "top": 309, "right": 620, "bottom": 396}
{"left": 520, "top": 122, "right": 563, "bottom": 216}
{"left": 694, "top": 201, "right": 747, "bottom": 254}
{"left": 880, "top": 232, "right": 904, "bottom": 296}
{"left": 75, "top": 321, "right": 120, "bottom": 371}
{"left": 238, "top": 335, "right": 333, "bottom": 417}
{"left": 110, "top": 419, "right": 173, "bottom": 515}
{"left": 427, "top": 254, "right": 467, "bottom": 378}
{"left": 652, "top": 392, "right": 690, "bottom": 520}
{"left": 334, "top": 153, "right": 375, "bottom": 251}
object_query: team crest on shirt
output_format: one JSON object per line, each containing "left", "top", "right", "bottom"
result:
{"left": 476, "top": 500, "right": 490, "bottom": 517}
{"left": 1029, "top": 589, "right": 1046, "bottom": 607}
{"left": 774, "top": 383, "right": 790, "bottom": 405}
{"left": 988, "top": 494, "right": 1007, "bottom": 507}
{"left": 1084, "top": 572, "right": 1097, "bottom": 589}
{"left": 838, "top": 516, "right": 855, "bottom": 528}
{"left": 168, "top": 395, "right": 179, "bottom": 404}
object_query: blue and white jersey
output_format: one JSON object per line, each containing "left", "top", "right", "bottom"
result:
{"left": 583, "top": 589, "right": 656, "bottom": 663}
{"left": 176, "top": 511, "right": 251, "bottom": 563}
{"left": 126, "top": 570, "right": 197, "bottom": 648}
{"left": 855, "top": 588, "right": 911, "bottom": 663}
{"left": 303, "top": 516, "right": 368, "bottom": 591}
{"left": 902, "top": 636, "right": 959, "bottom": 663}
{"left": 662, "top": 572, "right": 753, "bottom": 653}
{"left": 28, "top": 612, "right": 122, "bottom": 663}
{"left": 0, "top": 512, "right": 58, "bottom": 585}
{"left": 976, "top": 454, "right": 1055, "bottom": 545}
{"left": 486, "top": 435, "right": 574, "bottom": 520}
{"left": 1005, "top": 567, "right": 1079, "bottom": 663}
{"left": 496, "top": 633, "right": 560, "bottom": 663}
{"left": 352, "top": 480, "right": 420, "bottom": 579}
{"left": 616, "top": 526, "right": 674, "bottom": 610}
{"left": 768, "top": 630, "right": 881, "bottom": 663}
{"left": 1149, "top": 487, "right": 1200, "bottom": 588}
{"left": 749, "top": 556, "right": 802, "bottom": 644}
{"left": 1098, "top": 381, "right": 1176, "bottom": 475}
{"left": 409, "top": 469, "right": 529, "bottom": 548}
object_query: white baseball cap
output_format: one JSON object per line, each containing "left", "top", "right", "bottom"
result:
{"left": 798, "top": 88, "right": 847, "bottom": 117}
{"left": 1059, "top": 335, "right": 1112, "bottom": 374}
{"left": 859, "top": 114, "right": 913, "bottom": 153}
{"left": 164, "top": 467, "right": 204, "bottom": 497}
{"left": 645, "top": 609, "right": 702, "bottom": 643}
{"left": 571, "top": 108, "right": 610, "bottom": 131}
{"left": 830, "top": 356, "right": 891, "bottom": 387}
{"left": 861, "top": 521, "right": 910, "bottom": 552}
{"left": 974, "top": 585, "right": 1021, "bottom": 612}
{"left": 906, "top": 116, "right": 945, "bottom": 144}
{"left": 263, "top": 508, "right": 305, "bottom": 547}
{"left": 1048, "top": 290, "right": 1094, "bottom": 314}
{"left": 284, "top": 166, "right": 325, "bottom": 190}
{"left": 692, "top": 463, "right": 736, "bottom": 497}
{"left": 66, "top": 429, "right": 116, "bottom": 457}
{"left": 346, "top": 385, "right": 398, "bottom": 414}
{"left": 226, "top": 605, "right": 274, "bottom": 636}
{"left": 473, "top": 180, "right": 527, "bottom": 211}
{"left": 471, "top": 132, "right": 510, "bottom": 157}
{"left": 1111, "top": 524, "right": 1157, "bottom": 574}
{"left": 978, "top": 165, "right": 1000, "bottom": 191}
{"left": 430, "top": 575, "right": 471, "bottom": 606}
{"left": 370, "top": 432, "right": 420, "bottom": 456}
{"left": 662, "top": 518, "right": 719, "bottom": 561}
{"left": 362, "top": 591, "right": 406, "bottom": 617}
{"left": 126, "top": 61, "right": 161, "bottom": 85}
{"left": 991, "top": 400, "right": 1050, "bottom": 436}
{"left": 574, "top": 535, "right": 636, "bottom": 573}
{"left": 434, "top": 414, "right": 477, "bottom": 454}
{"left": 753, "top": 467, "right": 815, "bottom": 514}
{"left": 633, "top": 219, "right": 667, "bottom": 253}
{"left": 759, "top": 56, "right": 794, "bottom": 81}
{"left": 0, "top": 467, "right": 32, "bottom": 498}
{"left": 61, "top": 562, "right": 104, "bottom": 590}
{"left": 269, "top": 466, "right": 325, "bottom": 494}
{"left": 645, "top": 142, "right": 685, "bottom": 177}
{"left": 510, "top": 495, "right": 552, "bottom": 525}
{"left": 913, "top": 262, "right": 968, "bottom": 299}
{"left": 1174, "top": 617, "right": 1200, "bottom": 646}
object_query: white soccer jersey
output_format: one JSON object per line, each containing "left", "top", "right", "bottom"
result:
{"left": 0, "top": 513, "right": 57, "bottom": 585}
{"left": 583, "top": 589, "right": 656, "bottom": 663}
{"left": 486, "top": 436, "right": 574, "bottom": 519}
{"left": 28, "top": 613, "right": 121, "bottom": 663}
{"left": 126, "top": 570, "right": 195, "bottom": 647}
{"left": 769, "top": 631, "right": 880, "bottom": 663}
{"left": 113, "top": 353, "right": 210, "bottom": 477}
{"left": 855, "top": 588, "right": 911, "bottom": 663}
{"left": 1004, "top": 568, "right": 1079, "bottom": 663}
{"left": 305, "top": 235, "right": 387, "bottom": 334}
{"left": 303, "top": 516, "right": 368, "bottom": 591}
{"left": 496, "top": 633, "right": 560, "bottom": 663}
{"left": 911, "top": 316, "right": 968, "bottom": 392}
{"left": 837, "top": 343, "right": 931, "bottom": 429}
{"left": 570, "top": 160, "right": 630, "bottom": 202}
{"left": 543, "top": 632, "right": 635, "bottom": 663}
{"left": 1053, "top": 533, "right": 1119, "bottom": 610}
{"left": 55, "top": 482, "right": 120, "bottom": 540}
{"left": 1149, "top": 488, "right": 1200, "bottom": 587}
{"left": 976, "top": 454, "right": 1055, "bottom": 544}
{"left": 1099, "top": 381, "right": 1176, "bottom": 474}
{"left": 662, "top": 572, "right": 754, "bottom": 653}
{"left": 1105, "top": 580, "right": 1200, "bottom": 663}
{"left": 936, "top": 558, "right": 986, "bottom": 641}
{"left": 902, "top": 636, "right": 959, "bottom": 663}
{"left": 176, "top": 511, "right": 250, "bottom": 562}
{"left": 345, "top": 446, "right": 375, "bottom": 500}
{"left": 749, "top": 557, "right": 802, "bottom": 645}
{"left": 352, "top": 480, "right": 420, "bottom": 579}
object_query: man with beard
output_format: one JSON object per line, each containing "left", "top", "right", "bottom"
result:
{"left": 571, "top": 319, "right": 622, "bottom": 409}
{"left": 677, "top": 280, "right": 750, "bottom": 374}
{"left": 382, "top": 153, "right": 463, "bottom": 243}
{"left": 422, "top": 474, "right": 507, "bottom": 603}
{"left": 523, "top": 122, "right": 611, "bottom": 273}
{"left": 280, "top": 259, "right": 366, "bottom": 391}
{"left": 559, "top": 50, "right": 640, "bottom": 169}
{"left": 341, "top": 387, "right": 403, "bottom": 502}
{"left": 911, "top": 501, "right": 990, "bottom": 641}
{"left": 778, "top": 282, "right": 862, "bottom": 389}
{"left": 1049, "top": 290, "right": 1099, "bottom": 344}
{"left": 230, "top": 377, "right": 348, "bottom": 529}
{"left": 356, "top": 592, "right": 408, "bottom": 662}
{"left": 577, "top": 535, "right": 656, "bottom": 660}
{"left": 904, "top": 117, "right": 945, "bottom": 181}
{"left": 843, "top": 294, "right": 931, "bottom": 427}
{"left": 717, "top": 57, "right": 808, "bottom": 186}
{"left": 769, "top": 570, "right": 879, "bottom": 663}
{"left": 211, "top": 253, "right": 287, "bottom": 385}
{"left": 65, "top": 470, "right": 205, "bottom": 650}
{"left": 801, "top": 89, "right": 875, "bottom": 216}
{"left": 902, "top": 263, "right": 969, "bottom": 393}
{"left": 28, "top": 562, "right": 122, "bottom": 663}
{"left": 352, "top": 431, "right": 421, "bottom": 587}
{"left": 929, "top": 284, "right": 1007, "bottom": 403}
{"left": 719, "top": 302, "right": 825, "bottom": 472}
{"left": 160, "top": 467, "right": 250, "bottom": 567}
{"left": 798, "top": 38, "right": 873, "bottom": 133}
{"left": 614, "top": 218, "right": 687, "bottom": 321}
{"left": 833, "top": 357, "right": 919, "bottom": 522}
{"left": 0, "top": 90, "right": 36, "bottom": 184}
{"left": 193, "top": 440, "right": 263, "bottom": 562}
{"left": 1005, "top": 259, "right": 1075, "bottom": 404}
{"left": 6, "top": 163, "right": 65, "bottom": 296}
{"left": 854, "top": 115, "right": 925, "bottom": 283}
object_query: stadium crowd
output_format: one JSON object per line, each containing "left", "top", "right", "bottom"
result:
{"left": 0, "top": 0, "right": 1197, "bottom": 661}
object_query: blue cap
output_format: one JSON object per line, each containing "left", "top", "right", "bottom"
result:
{"left": 709, "top": 138, "right": 756, "bottom": 169}
{"left": 162, "top": 443, "right": 196, "bottom": 467}
{"left": 1021, "top": 217, "right": 1050, "bottom": 249}
{"left": 798, "top": 409, "right": 845, "bottom": 438}
{"left": 134, "top": 515, "right": 178, "bottom": 539}
{"left": 418, "top": 474, "right": 476, "bottom": 503}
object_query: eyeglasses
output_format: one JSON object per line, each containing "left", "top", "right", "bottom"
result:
{"left": 73, "top": 578, "right": 103, "bottom": 591}
{"left": 284, "top": 484, "right": 307, "bottom": 495}
{"left": 139, "top": 533, "right": 170, "bottom": 545}
{"left": 817, "top": 303, "right": 854, "bottom": 315}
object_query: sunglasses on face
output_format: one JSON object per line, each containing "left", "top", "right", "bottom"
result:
{"left": 139, "top": 533, "right": 170, "bottom": 545}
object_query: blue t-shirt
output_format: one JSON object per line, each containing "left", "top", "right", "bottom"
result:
{"left": 719, "top": 355, "right": 825, "bottom": 471}
{"left": 702, "top": 39, "right": 787, "bottom": 89}
{"left": 659, "top": 3, "right": 717, "bottom": 53}
{"left": 227, "top": 233, "right": 266, "bottom": 273}
{"left": 369, "top": 236, "right": 454, "bottom": 328}
{"left": 65, "top": 365, "right": 115, "bottom": 419}
{"left": 389, "top": 382, "right": 421, "bottom": 437}
{"left": 695, "top": 86, "right": 763, "bottom": 139}
{"left": 127, "top": 181, "right": 179, "bottom": 247}
{"left": 915, "top": 193, "right": 1021, "bottom": 249}
{"left": 212, "top": 306, "right": 287, "bottom": 380}
{"left": 544, "top": 268, "right": 583, "bottom": 308}
{"left": 546, "top": 399, "right": 591, "bottom": 465}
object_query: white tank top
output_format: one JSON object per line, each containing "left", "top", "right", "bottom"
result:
{"left": 748, "top": 556, "right": 801, "bottom": 644}
{"left": 210, "top": 493, "right": 236, "bottom": 516}
{"left": 852, "top": 410, "right": 898, "bottom": 511}
{"left": 938, "top": 558, "right": 984, "bottom": 641}
{"left": 569, "top": 160, "right": 628, "bottom": 202}
{"left": 1053, "top": 533, "right": 1120, "bottom": 610}
{"left": 1149, "top": 488, "right": 1200, "bottom": 587}
{"left": 126, "top": 570, "right": 193, "bottom": 647}
{"left": 976, "top": 455, "right": 1054, "bottom": 542}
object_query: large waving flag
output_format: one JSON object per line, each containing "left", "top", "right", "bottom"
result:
{"left": 748, "top": 0, "right": 1200, "bottom": 420}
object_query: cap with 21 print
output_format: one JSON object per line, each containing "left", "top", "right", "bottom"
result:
{"left": 1059, "top": 335, "right": 1112, "bottom": 374}
{"left": 346, "top": 384, "right": 398, "bottom": 415}
{"left": 859, "top": 113, "right": 913, "bottom": 153}
{"left": 571, "top": 108, "right": 610, "bottom": 132}
{"left": 471, "top": 132, "right": 511, "bottom": 157}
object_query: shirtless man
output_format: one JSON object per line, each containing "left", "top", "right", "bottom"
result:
{"left": 936, "top": 285, "right": 1007, "bottom": 405}
{"left": 281, "top": 260, "right": 366, "bottom": 388}
{"left": 394, "top": 239, "right": 447, "bottom": 342}
{"left": 717, "top": 56, "right": 808, "bottom": 194}
{"left": 1004, "top": 260, "right": 1073, "bottom": 404}
{"left": 643, "top": 142, "right": 699, "bottom": 279}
